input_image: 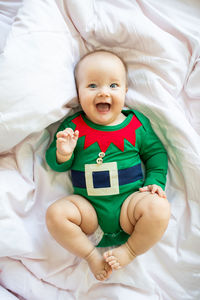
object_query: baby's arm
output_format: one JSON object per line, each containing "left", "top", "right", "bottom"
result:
{"left": 134, "top": 111, "right": 168, "bottom": 199}
{"left": 56, "top": 128, "right": 79, "bottom": 163}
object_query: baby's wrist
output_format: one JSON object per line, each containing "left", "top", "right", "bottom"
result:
{"left": 56, "top": 150, "right": 72, "bottom": 163}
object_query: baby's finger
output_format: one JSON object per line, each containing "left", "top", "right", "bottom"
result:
{"left": 63, "top": 128, "right": 74, "bottom": 135}
{"left": 56, "top": 132, "right": 64, "bottom": 138}
{"left": 150, "top": 185, "right": 157, "bottom": 194}
{"left": 56, "top": 137, "right": 67, "bottom": 144}
{"left": 139, "top": 186, "right": 149, "bottom": 192}
{"left": 151, "top": 185, "right": 166, "bottom": 198}
{"left": 159, "top": 189, "right": 167, "bottom": 198}
{"left": 73, "top": 130, "right": 79, "bottom": 140}
{"left": 56, "top": 128, "right": 74, "bottom": 138}
{"left": 56, "top": 131, "right": 70, "bottom": 139}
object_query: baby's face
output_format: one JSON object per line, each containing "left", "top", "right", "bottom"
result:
{"left": 76, "top": 52, "right": 127, "bottom": 126}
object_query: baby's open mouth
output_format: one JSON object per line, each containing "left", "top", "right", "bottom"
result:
{"left": 96, "top": 103, "right": 111, "bottom": 112}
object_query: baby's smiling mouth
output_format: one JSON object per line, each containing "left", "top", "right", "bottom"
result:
{"left": 96, "top": 103, "right": 111, "bottom": 112}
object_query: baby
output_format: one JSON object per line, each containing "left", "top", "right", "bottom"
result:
{"left": 46, "top": 50, "right": 171, "bottom": 281}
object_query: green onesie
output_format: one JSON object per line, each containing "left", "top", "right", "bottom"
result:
{"left": 46, "top": 109, "right": 168, "bottom": 247}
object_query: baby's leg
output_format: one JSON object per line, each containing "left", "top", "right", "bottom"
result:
{"left": 104, "top": 191, "right": 170, "bottom": 269}
{"left": 46, "top": 195, "right": 112, "bottom": 281}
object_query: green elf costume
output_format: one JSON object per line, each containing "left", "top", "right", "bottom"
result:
{"left": 46, "top": 109, "right": 168, "bottom": 247}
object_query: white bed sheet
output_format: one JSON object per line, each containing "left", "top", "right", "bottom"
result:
{"left": 0, "top": 0, "right": 200, "bottom": 299}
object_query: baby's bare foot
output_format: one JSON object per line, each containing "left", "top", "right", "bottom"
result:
{"left": 85, "top": 248, "right": 112, "bottom": 281}
{"left": 103, "top": 243, "right": 136, "bottom": 270}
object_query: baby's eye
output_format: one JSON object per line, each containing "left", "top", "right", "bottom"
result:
{"left": 110, "top": 83, "right": 118, "bottom": 88}
{"left": 88, "top": 83, "right": 97, "bottom": 88}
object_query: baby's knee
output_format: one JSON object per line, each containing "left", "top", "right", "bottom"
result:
{"left": 146, "top": 196, "right": 171, "bottom": 224}
{"left": 46, "top": 198, "right": 73, "bottom": 228}
{"left": 46, "top": 202, "right": 62, "bottom": 230}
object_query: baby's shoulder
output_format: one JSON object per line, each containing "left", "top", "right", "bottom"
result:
{"left": 123, "top": 108, "right": 151, "bottom": 128}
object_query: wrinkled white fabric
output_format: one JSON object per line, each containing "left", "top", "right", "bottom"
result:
{"left": 0, "top": 0, "right": 200, "bottom": 299}
{"left": 0, "top": 285, "right": 19, "bottom": 300}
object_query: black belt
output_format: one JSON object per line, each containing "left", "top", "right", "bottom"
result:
{"left": 71, "top": 163, "right": 143, "bottom": 189}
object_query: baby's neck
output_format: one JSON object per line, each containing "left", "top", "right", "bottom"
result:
{"left": 105, "top": 113, "right": 126, "bottom": 126}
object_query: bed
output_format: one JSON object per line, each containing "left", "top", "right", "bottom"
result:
{"left": 0, "top": 0, "right": 200, "bottom": 299}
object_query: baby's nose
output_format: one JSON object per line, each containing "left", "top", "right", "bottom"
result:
{"left": 97, "top": 87, "right": 110, "bottom": 97}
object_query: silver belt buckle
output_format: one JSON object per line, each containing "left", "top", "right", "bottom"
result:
{"left": 85, "top": 162, "right": 119, "bottom": 196}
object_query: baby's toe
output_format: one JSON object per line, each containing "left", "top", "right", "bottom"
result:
{"left": 111, "top": 262, "right": 121, "bottom": 270}
{"left": 96, "top": 274, "right": 103, "bottom": 281}
{"left": 103, "top": 250, "right": 113, "bottom": 259}
{"left": 105, "top": 263, "right": 112, "bottom": 274}
{"left": 105, "top": 255, "right": 116, "bottom": 263}
{"left": 108, "top": 259, "right": 120, "bottom": 269}
{"left": 97, "top": 269, "right": 110, "bottom": 281}
{"left": 108, "top": 259, "right": 117, "bottom": 266}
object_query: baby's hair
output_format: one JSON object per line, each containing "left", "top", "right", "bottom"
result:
{"left": 74, "top": 49, "right": 127, "bottom": 82}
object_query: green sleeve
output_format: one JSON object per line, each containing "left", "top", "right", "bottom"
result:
{"left": 45, "top": 115, "right": 76, "bottom": 172}
{"left": 135, "top": 111, "right": 168, "bottom": 190}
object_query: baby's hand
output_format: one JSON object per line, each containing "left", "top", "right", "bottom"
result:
{"left": 139, "top": 184, "right": 166, "bottom": 198}
{"left": 56, "top": 128, "right": 79, "bottom": 162}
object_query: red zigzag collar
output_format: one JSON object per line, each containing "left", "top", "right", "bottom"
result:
{"left": 72, "top": 114, "right": 142, "bottom": 152}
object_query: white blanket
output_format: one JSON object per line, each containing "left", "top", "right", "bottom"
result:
{"left": 0, "top": 0, "right": 200, "bottom": 299}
